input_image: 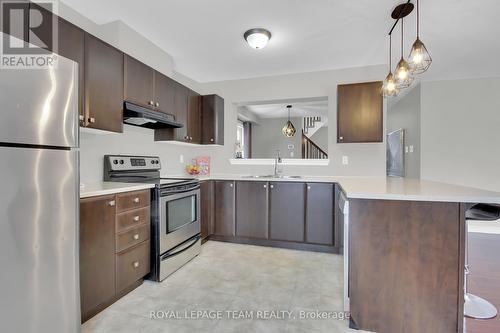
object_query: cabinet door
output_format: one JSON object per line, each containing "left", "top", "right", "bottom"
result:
{"left": 201, "top": 94, "right": 224, "bottom": 145}
{"left": 80, "top": 195, "right": 116, "bottom": 321}
{"left": 337, "top": 81, "right": 383, "bottom": 143}
{"left": 84, "top": 34, "right": 123, "bottom": 133}
{"left": 154, "top": 71, "right": 176, "bottom": 115}
{"left": 187, "top": 89, "right": 201, "bottom": 143}
{"left": 306, "top": 183, "right": 334, "bottom": 245}
{"left": 214, "top": 181, "right": 235, "bottom": 236}
{"left": 200, "top": 181, "right": 214, "bottom": 240}
{"left": 174, "top": 83, "right": 189, "bottom": 141}
{"left": 236, "top": 181, "right": 268, "bottom": 239}
{"left": 57, "top": 18, "right": 85, "bottom": 126}
{"left": 124, "top": 54, "right": 154, "bottom": 108}
{"left": 269, "top": 182, "right": 305, "bottom": 242}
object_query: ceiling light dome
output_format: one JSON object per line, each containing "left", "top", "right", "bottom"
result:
{"left": 244, "top": 28, "right": 271, "bottom": 49}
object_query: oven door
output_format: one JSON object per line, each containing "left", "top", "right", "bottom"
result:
{"left": 159, "top": 189, "right": 200, "bottom": 254}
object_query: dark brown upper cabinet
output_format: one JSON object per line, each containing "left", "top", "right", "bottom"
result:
{"left": 306, "top": 183, "right": 334, "bottom": 245}
{"left": 124, "top": 54, "right": 154, "bottom": 109}
{"left": 201, "top": 94, "right": 224, "bottom": 145}
{"left": 337, "top": 81, "right": 383, "bottom": 143}
{"left": 187, "top": 89, "right": 201, "bottom": 143}
{"left": 269, "top": 182, "right": 305, "bottom": 242}
{"left": 124, "top": 54, "right": 179, "bottom": 115}
{"left": 236, "top": 181, "right": 269, "bottom": 239}
{"left": 84, "top": 33, "right": 124, "bottom": 133}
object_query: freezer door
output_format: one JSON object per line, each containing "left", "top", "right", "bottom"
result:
{"left": 0, "top": 52, "right": 78, "bottom": 148}
{"left": 0, "top": 147, "right": 80, "bottom": 333}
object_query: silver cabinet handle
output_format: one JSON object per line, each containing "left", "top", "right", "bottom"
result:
{"left": 184, "top": 135, "right": 189, "bottom": 140}
{"left": 155, "top": 102, "right": 160, "bottom": 107}
{"left": 133, "top": 261, "right": 139, "bottom": 268}
{"left": 263, "top": 184, "right": 267, "bottom": 188}
{"left": 189, "top": 136, "right": 193, "bottom": 140}
{"left": 78, "top": 115, "right": 84, "bottom": 121}
{"left": 133, "top": 234, "right": 140, "bottom": 240}
{"left": 148, "top": 101, "right": 154, "bottom": 106}
{"left": 133, "top": 197, "right": 140, "bottom": 203}
{"left": 339, "top": 136, "right": 344, "bottom": 140}
{"left": 108, "top": 200, "right": 115, "bottom": 207}
{"left": 270, "top": 185, "right": 274, "bottom": 189}
{"left": 307, "top": 186, "right": 311, "bottom": 190}
{"left": 229, "top": 183, "right": 233, "bottom": 188}
{"left": 210, "top": 138, "right": 214, "bottom": 142}
{"left": 133, "top": 216, "right": 140, "bottom": 222}
{"left": 89, "top": 117, "right": 96, "bottom": 123}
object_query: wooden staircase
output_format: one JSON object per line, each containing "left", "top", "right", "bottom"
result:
{"left": 303, "top": 116, "right": 322, "bottom": 136}
{"left": 302, "top": 130, "right": 328, "bottom": 159}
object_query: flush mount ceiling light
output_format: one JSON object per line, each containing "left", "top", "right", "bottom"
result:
{"left": 282, "top": 105, "right": 296, "bottom": 137}
{"left": 244, "top": 28, "right": 271, "bottom": 49}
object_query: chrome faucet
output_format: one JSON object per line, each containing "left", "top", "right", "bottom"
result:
{"left": 274, "top": 150, "right": 283, "bottom": 177}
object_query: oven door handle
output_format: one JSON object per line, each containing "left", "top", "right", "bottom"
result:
{"left": 160, "top": 235, "right": 200, "bottom": 261}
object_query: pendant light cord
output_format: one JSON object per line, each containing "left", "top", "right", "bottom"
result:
{"left": 401, "top": 18, "right": 404, "bottom": 58}
{"left": 417, "top": 0, "right": 420, "bottom": 37}
{"left": 389, "top": 34, "right": 392, "bottom": 68}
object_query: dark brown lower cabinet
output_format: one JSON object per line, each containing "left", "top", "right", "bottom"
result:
{"left": 349, "top": 199, "right": 465, "bottom": 333}
{"left": 236, "top": 181, "right": 269, "bottom": 239}
{"left": 79, "top": 195, "right": 116, "bottom": 322}
{"left": 80, "top": 190, "right": 151, "bottom": 322}
{"left": 269, "top": 182, "right": 305, "bottom": 242}
{"left": 306, "top": 183, "right": 334, "bottom": 245}
{"left": 214, "top": 181, "right": 235, "bottom": 236}
{"left": 200, "top": 180, "right": 214, "bottom": 240}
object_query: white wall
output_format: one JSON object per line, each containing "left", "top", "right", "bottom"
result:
{"left": 251, "top": 117, "right": 302, "bottom": 158}
{"left": 387, "top": 84, "right": 421, "bottom": 178}
{"left": 420, "top": 77, "right": 500, "bottom": 192}
{"left": 200, "top": 65, "right": 388, "bottom": 176}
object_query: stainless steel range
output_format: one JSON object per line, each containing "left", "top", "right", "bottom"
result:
{"left": 104, "top": 155, "right": 201, "bottom": 281}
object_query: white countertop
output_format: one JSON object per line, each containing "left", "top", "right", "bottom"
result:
{"left": 80, "top": 182, "right": 155, "bottom": 199}
{"left": 187, "top": 174, "right": 500, "bottom": 204}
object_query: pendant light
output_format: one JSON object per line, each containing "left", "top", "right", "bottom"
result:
{"left": 282, "top": 105, "right": 296, "bottom": 137}
{"left": 394, "top": 18, "right": 413, "bottom": 89}
{"left": 382, "top": 34, "right": 399, "bottom": 97}
{"left": 408, "top": 0, "right": 432, "bottom": 73}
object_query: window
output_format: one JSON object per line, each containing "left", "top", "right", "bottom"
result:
{"left": 236, "top": 120, "right": 251, "bottom": 158}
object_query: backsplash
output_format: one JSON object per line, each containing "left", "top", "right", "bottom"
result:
{"left": 79, "top": 124, "right": 212, "bottom": 184}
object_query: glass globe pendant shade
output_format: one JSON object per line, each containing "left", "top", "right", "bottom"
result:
{"left": 282, "top": 121, "right": 296, "bottom": 137}
{"left": 395, "top": 57, "right": 414, "bottom": 89}
{"left": 382, "top": 72, "right": 399, "bottom": 97}
{"left": 409, "top": 37, "right": 432, "bottom": 74}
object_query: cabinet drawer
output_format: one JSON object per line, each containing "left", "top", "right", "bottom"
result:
{"left": 116, "top": 190, "right": 150, "bottom": 212}
{"left": 116, "top": 224, "right": 150, "bottom": 253}
{"left": 116, "top": 207, "right": 150, "bottom": 233}
{"left": 116, "top": 240, "right": 150, "bottom": 293}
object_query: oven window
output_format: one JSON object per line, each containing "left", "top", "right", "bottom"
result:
{"left": 166, "top": 195, "right": 197, "bottom": 232}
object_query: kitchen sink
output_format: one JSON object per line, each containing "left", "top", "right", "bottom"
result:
{"left": 242, "top": 175, "right": 302, "bottom": 179}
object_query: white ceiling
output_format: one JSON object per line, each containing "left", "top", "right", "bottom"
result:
{"left": 239, "top": 99, "right": 328, "bottom": 119}
{"left": 61, "top": 0, "right": 500, "bottom": 83}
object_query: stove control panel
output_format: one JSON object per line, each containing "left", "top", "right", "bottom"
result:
{"left": 105, "top": 155, "right": 161, "bottom": 171}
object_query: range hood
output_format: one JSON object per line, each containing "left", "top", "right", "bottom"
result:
{"left": 123, "top": 102, "right": 183, "bottom": 129}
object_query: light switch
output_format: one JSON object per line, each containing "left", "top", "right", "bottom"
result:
{"left": 409, "top": 145, "right": 414, "bottom": 153}
{"left": 342, "top": 156, "right": 349, "bottom": 165}
{"left": 179, "top": 155, "right": 184, "bottom": 163}
{"left": 405, "top": 146, "right": 409, "bottom": 153}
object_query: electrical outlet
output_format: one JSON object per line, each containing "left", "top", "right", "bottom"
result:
{"left": 290, "top": 151, "right": 294, "bottom": 157}
{"left": 179, "top": 155, "right": 184, "bottom": 163}
{"left": 405, "top": 146, "right": 409, "bottom": 153}
{"left": 409, "top": 145, "right": 414, "bottom": 153}
{"left": 342, "top": 156, "right": 349, "bottom": 165}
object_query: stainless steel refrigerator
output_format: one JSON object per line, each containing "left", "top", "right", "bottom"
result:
{"left": 0, "top": 48, "right": 80, "bottom": 330}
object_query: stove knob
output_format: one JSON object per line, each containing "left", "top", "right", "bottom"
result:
{"left": 119, "top": 160, "right": 124, "bottom": 164}
{"left": 151, "top": 160, "right": 155, "bottom": 164}
{"left": 156, "top": 160, "right": 159, "bottom": 164}
{"left": 113, "top": 159, "right": 118, "bottom": 165}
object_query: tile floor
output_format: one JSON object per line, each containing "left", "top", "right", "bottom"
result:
{"left": 82, "top": 241, "right": 367, "bottom": 333}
